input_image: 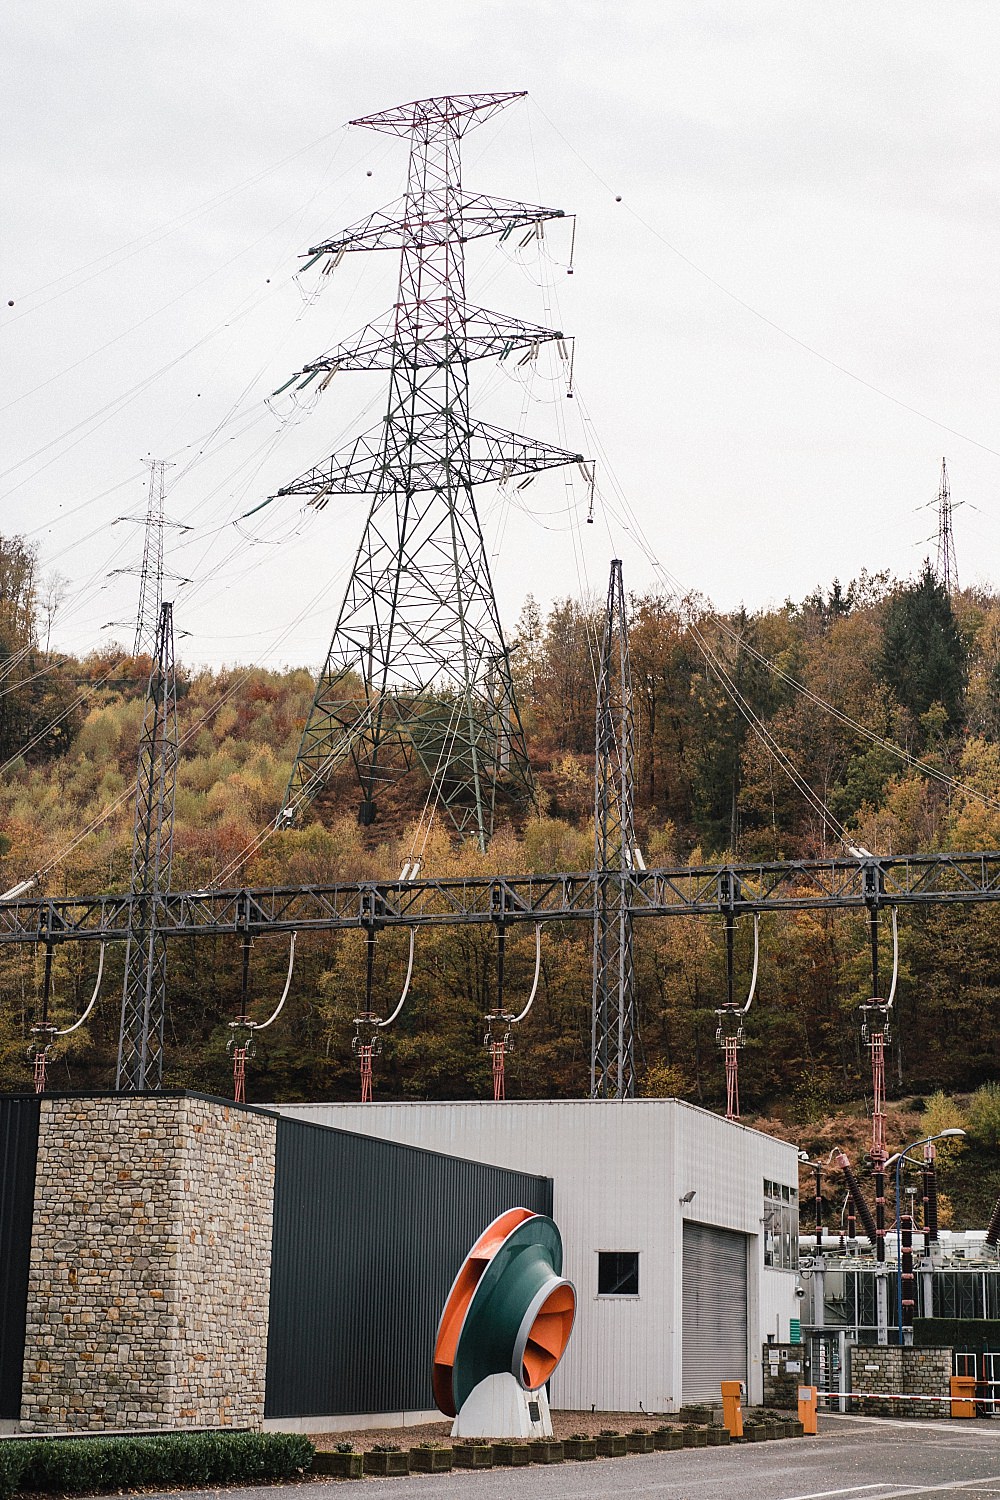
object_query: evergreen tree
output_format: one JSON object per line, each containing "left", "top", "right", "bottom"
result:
{"left": 877, "top": 563, "right": 967, "bottom": 734}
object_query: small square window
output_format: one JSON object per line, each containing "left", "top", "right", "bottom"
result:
{"left": 598, "top": 1251, "right": 639, "bottom": 1296}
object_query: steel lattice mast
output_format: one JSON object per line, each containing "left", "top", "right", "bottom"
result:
{"left": 275, "top": 93, "right": 585, "bottom": 848}
{"left": 933, "top": 456, "right": 959, "bottom": 595}
{"left": 116, "top": 600, "right": 178, "bottom": 1089}
{"left": 591, "top": 559, "right": 638, "bottom": 1098}
{"left": 132, "top": 459, "right": 173, "bottom": 657}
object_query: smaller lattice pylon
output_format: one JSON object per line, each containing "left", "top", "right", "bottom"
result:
{"left": 923, "top": 456, "right": 961, "bottom": 596}
{"left": 109, "top": 459, "right": 189, "bottom": 658}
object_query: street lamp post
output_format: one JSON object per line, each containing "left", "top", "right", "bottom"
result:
{"left": 889, "top": 1129, "right": 966, "bottom": 1346}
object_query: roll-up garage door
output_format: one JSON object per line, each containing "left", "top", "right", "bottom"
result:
{"left": 682, "top": 1221, "right": 748, "bottom": 1402}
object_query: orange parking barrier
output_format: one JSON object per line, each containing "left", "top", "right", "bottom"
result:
{"left": 798, "top": 1384, "right": 818, "bottom": 1435}
{"left": 721, "top": 1379, "right": 744, "bottom": 1438}
{"left": 951, "top": 1375, "right": 976, "bottom": 1418}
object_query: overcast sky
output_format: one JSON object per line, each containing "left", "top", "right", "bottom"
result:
{"left": 4, "top": 2, "right": 1000, "bottom": 670}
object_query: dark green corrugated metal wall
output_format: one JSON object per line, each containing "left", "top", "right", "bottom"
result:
{"left": 264, "top": 1116, "right": 552, "bottom": 1418}
{"left": 0, "top": 1096, "right": 40, "bottom": 1419}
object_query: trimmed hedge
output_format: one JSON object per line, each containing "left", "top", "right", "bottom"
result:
{"left": 0, "top": 1430, "right": 314, "bottom": 1498}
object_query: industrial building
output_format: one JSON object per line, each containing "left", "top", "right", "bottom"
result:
{"left": 1, "top": 1090, "right": 800, "bottom": 1431}
{"left": 0, "top": 1092, "right": 549, "bottom": 1434}
{"left": 275, "top": 1098, "right": 803, "bottom": 1411}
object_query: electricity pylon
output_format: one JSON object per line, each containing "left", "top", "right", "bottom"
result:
{"left": 274, "top": 93, "right": 585, "bottom": 848}
{"left": 134, "top": 460, "right": 171, "bottom": 656}
{"left": 109, "top": 458, "right": 188, "bottom": 655}
{"left": 116, "top": 601, "right": 178, "bottom": 1090}
{"left": 591, "top": 559, "right": 638, "bottom": 1098}
{"left": 932, "top": 456, "right": 959, "bottom": 595}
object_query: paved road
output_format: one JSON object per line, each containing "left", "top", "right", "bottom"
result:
{"left": 105, "top": 1416, "right": 1000, "bottom": 1500}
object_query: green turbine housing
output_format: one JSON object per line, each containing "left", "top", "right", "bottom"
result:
{"left": 433, "top": 1208, "right": 576, "bottom": 1418}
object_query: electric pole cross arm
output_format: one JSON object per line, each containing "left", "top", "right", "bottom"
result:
{"left": 304, "top": 192, "right": 566, "bottom": 259}
{"left": 295, "top": 306, "right": 567, "bottom": 376}
{"left": 276, "top": 420, "right": 584, "bottom": 502}
{"left": 350, "top": 92, "right": 528, "bottom": 134}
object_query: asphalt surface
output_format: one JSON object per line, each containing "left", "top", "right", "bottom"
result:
{"left": 92, "top": 1415, "right": 1000, "bottom": 1500}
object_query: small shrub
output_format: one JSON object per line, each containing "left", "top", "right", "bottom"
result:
{"left": 333, "top": 1441, "right": 354, "bottom": 1454}
{"left": 0, "top": 1446, "right": 27, "bottom": 1500}
{"left": 1, "top": 1431, "right": 313, "bottom": 1496}
{"left": 371, "top": 1442, "right": 401, "bottom": 1452}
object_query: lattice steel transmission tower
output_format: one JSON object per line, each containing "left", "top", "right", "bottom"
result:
{"left": 591, "top": 559, "right": 638, "bottom": 1099}
{"left": 116, "top": 601, "right": 178, "bottom": 1090}
{"left": 274, "top": 93, "right": 585, "bottom": 848}
{"left": 932, "top": 456, "right": 959, "bottom": 595}
{"left": 110, "top": 459, "right": 180, "bottom": 656}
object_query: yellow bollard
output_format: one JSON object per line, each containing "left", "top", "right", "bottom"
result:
{"left": 798, "top": 1384, "right": 818, "bottom": 1435}
{"left": 950, "top": 1375, "right": 976, "bottom": 1418}
{"left": 721, "top": 1379, "right": 744, "bottom": 1438}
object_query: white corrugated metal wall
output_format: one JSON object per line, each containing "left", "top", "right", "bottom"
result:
{"left": 275, "top": 1099, "right": 799, "bottom": 1411}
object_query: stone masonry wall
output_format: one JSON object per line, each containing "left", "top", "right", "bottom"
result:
{"left": 20, "top": 1096, "right": 276, "bottom": 1431}
{"left": 848, "top": 1345, "right": 952, "bottom": 1418}
{"left": 762, "top": 1343, "right": 810, "bottom": 1409}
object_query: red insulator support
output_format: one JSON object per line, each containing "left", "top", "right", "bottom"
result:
{"left": 359, "top": 1043, "right": 374, "bottom": 1103}
{"left": 33, "top": 1049, "right": 48, "bottom": 1094}
{"left": 491, "top": 1037, "right": 506, "bottom": 1101}
{"left": 232, "top": 1044, "right": 248, "bottom": 1104}
{"left": 870, "top": 1028, "right": 887, "bottom": 1163}
{"left": 724, "top": 1035, "right": 740, "bottom": 1121}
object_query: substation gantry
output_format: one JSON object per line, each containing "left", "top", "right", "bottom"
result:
{"left": 9, "top": 850, "right": 1000, "bottom": 1100}
{"left": 8, "top": 851, "right": 1000, "bottom": 945}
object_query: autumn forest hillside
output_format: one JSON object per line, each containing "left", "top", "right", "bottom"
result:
{"left": 3, "top": 532, "right": 1000, "bottom": 1220}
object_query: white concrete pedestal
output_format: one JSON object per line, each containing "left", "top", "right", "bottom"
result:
{"left": 451, "top": 1375, "right": 552, "bottom": 1438}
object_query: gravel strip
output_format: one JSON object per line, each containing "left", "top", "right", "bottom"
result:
{"left": 313, "top": 1410, "right": 686, "bottom": 1450}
